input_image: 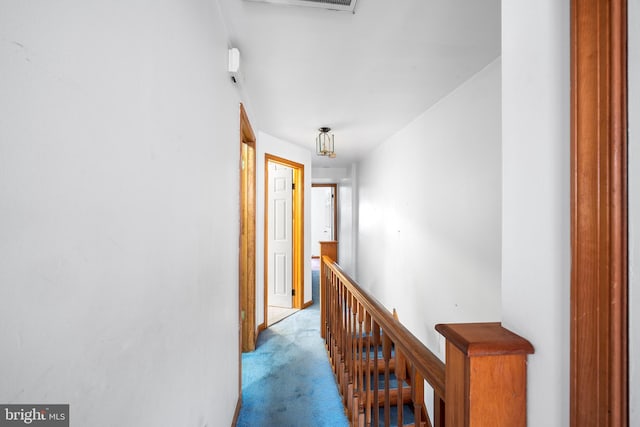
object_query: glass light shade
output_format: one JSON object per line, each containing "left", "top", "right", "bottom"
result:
{"left": 316, "top": 128, "right": 335, "bottom": 157}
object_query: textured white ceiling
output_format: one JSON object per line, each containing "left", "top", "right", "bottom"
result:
{"left": 218, "top": 0, "right": 501, "bottom": 166}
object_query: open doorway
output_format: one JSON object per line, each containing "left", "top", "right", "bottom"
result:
{"left": 311, "top": 184, "right": 337, "bottom": 259}
{"left": 263, "top": 154, "right": 305, "bottom": 328}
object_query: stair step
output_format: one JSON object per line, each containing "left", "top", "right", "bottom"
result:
{"left": 371, "top": 372, "right": 408, "bottom": 390}
{"left": 365, "top": 356, "right": 396, "bottom": 373}
{"left": 376, "top": 403, "right": 427, "bottom": 427}
{"left": 361, "top": 346, "right": 397, "bottom": 373}
{"left": 367, "top": 386, "right": 412, "bottom": 407}
{"left": 367, "top": 372, "right": 412, "bottom": 406}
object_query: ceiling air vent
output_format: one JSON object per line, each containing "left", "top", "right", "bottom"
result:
{"left": 246, "top": 0, "right": 357, "bottom": 13}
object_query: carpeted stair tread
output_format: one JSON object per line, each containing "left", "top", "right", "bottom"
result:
{"left": 366, "top": 372, "right": 413, "bottom": 407}
{"left": 370, "top": 372, "right": 409, "bottom": 390}
{"left": 377, "top": 403, "right": 424, "bottom": 427}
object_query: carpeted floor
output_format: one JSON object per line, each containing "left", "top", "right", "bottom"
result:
{"left": 237, "top": 270, "right": 349, "bottom": 427}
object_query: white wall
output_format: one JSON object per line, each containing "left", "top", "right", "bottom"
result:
{"left": 312, "top": 167, "right": 349, "bottom": 182}
{"left": 502, "top": 1, "right": 570, "bottom": 426}
{"left": 336, "top": 164, "right": 358, "bottom": 277}
{"left": 630, "top": 0, "right": 639, "bottom": 423}
{"left": 256, "top": 132, "right": 312, "bottom": 324}
{"left": 0, "top": 1, "right": 243, "bottom": 426}
{"left": 357, "top": 58, "right": 502, "bottom": 357}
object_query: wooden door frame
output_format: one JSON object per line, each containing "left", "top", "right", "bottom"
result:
{"left": 571, "top": 0, "right": 628, "bottom": 425}
{"left": 311, "top": 183, "right": 338, "bottom": 250}
{"left": 239, "top": 103, "right": 257, "bottom": 354}
{"left": 263, "top": 154, "right": 305, "bottom": 329}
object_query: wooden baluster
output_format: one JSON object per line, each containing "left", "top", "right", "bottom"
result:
{"left": 336, "top": 276, "right": 343, "bottom": 395}
{"left": 350, "top": 297, "right": 358, "bottom": 421}
{"left": 396, "top": 347, "right": 405, "bottom": 427}
{"left": 334, "top": 272, "right": 340, "bottom": 376}
{"left": 341, "top": 282, "right": 349, "bottom": 405}
{"left": 338, "top": 274, "right": 344, "bottom": 384}
{"left": 352, "top": 290, "right": 359, "bottom": 411}
{"left": 413, "top": 370, "right": 425, "bottom": 427}
{"left": 372, "top": 321, "right": 380, "bottom": 427}
{"left": 325, "top": 264, "right": 329, "bottom": 346}
{"left": 320, "top": 258, "right": 324, "bottom": 339}
{"left": 328, "top": 270, "right": 336, "bottom": 372}
{"left": 325, "top": 263, "right": 330, "bottom": 342}
{"left": 393, "top": 309, "right": 405, "bottom": 427}
{"left": 334, "top": 271, "right": 340, "bottom": 372}
{"left": 346, "top": 291, "right": 354, "bottom": 418}
{"left": 350, "top": 295, "right": 357, "bottom": 422}
{"left": 324, "top": 268, "right": 330, "bottom": 352}
{"left": 382, "top": 331, "right": 392, "bottom": 427}
{"left": 356, "top": 301, "right": 366, "bottom": 426}
{"left": 327, "top": 269, "right": 332, "bottom": 345}
{"left": 338, "top": 274, "right": 343, "bottom": 379}
{"left": 332, "top": 271, "right": 339, "bottom": 373}
{"left": 340, "top": 287, "right": 349, "bottom": 407}
{"left": 433, "top": 391, "right": 445, "bottom": 427}
{"left": 337, "top": 275, "right": 342, "bottom": 386}
{"left": 334, "top": 272, "right": 341, "bottom": 386}
{"left": 325, "top": 266, "right": 331, "bottom": 353}
{"left": 364, "top": 312, "right": 372, "bottom": 427}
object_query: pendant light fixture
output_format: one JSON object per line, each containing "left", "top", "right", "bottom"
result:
{"left": 316, "top": 127, "right": 336, "bottom": 158}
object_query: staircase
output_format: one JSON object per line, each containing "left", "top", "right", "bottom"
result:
{"left": 319, "top": 243, "right": 443, "bottom": 427}
{"left": 319, "top": 241, "right": 534, "bottom": 427}
{"left": 329, "top": 316, "right": 432, "bottom": 427}
{"left": 319, "top": 244, "right": 444, "bottom": 427}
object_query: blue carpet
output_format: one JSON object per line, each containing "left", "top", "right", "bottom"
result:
{"left": 237, "top": 270, "right": 349, "bottom": 427}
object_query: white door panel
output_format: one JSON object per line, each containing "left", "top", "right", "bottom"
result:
{"left": 268, "top": 162, "right": 293, "bottom": 308}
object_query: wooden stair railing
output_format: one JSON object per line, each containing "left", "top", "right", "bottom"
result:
{"left": 319, "top": 243, "right": 535, "bottom": 427}
{"left": 320, "top": 253, "right": 444, "bottom": 427}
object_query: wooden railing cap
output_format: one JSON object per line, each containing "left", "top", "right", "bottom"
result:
{"left": 435, "top": 322, "right": 534, "bottom": 357}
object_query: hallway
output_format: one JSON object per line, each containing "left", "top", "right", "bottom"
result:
{"left": 237, "top": 268, "right": 348, "bottom": 427}
{"left": 2, "top": 1, "right": 633, "bottom": 425}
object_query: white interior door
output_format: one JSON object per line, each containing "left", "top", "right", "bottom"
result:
{"left": 268, "top": 162, "right": 293, "bottom": 308}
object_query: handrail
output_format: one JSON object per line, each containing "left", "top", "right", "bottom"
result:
{"left": 322, "top": 255, "right": 446, "bottom": 398}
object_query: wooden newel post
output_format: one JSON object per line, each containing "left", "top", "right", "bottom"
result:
{"left": 319, "top": 241, "right": 338, "bottom": 340}
{"left": 435, "top": 322, "right": 534, "bottom": 427}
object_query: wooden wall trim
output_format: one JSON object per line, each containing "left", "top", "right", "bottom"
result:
{"left": 240, "top": 103, "right": 256, "bottom": 143}
{"left": 264, "top": 154, "right": 305, "bottom": 315}
{"left": 230, "top": 395, "right": 242, "bottom": 427}
{"left": 239, "top": 102, "right": 256, "bottom": 355}
{"left": 570, "top": 0, "right": 628, "bottom": 425}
